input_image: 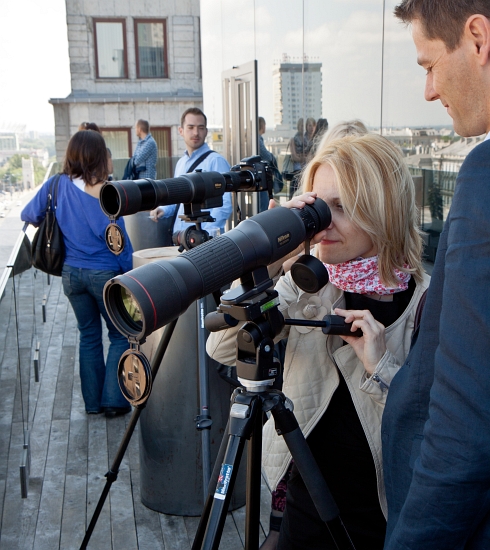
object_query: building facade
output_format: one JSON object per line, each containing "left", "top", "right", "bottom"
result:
{"left": 272, "top": 55, "right": 322, "bottom": 130}
{"left": 50, "top": 0, "right": 203, "bottom": 170}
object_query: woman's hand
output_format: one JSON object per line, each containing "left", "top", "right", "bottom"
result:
{"left": 266, "top": 193, "right": 326, "bottom": 273}
{"left": 284, "top": 191, "right": 317, "bottom": 210}
{"left": 334, "top": 308, "right": 387, "bottom": 375}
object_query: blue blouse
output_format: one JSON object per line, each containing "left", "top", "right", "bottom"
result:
{"left": 21, "top": 174, "right": 133, "bottom": 272}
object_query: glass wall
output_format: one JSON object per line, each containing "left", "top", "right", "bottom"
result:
{"left": 201, "top": 0, "right": 455, "bottom": 248}
{"left": 201, "top": 0, "right": 452, "bottom": 136}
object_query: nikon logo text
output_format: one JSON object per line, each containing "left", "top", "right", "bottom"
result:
{"left": 277, "top": 232, "right": 291, "bottom": 247}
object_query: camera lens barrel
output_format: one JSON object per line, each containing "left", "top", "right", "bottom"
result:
{"left": 104, "top": 199, "right": 331, "bottom": 342}
{"left": 99, "top": 157, "right": 273, "bottom": 219}
{"left": 99, "top": 172, "right": 227, "bottom": 218}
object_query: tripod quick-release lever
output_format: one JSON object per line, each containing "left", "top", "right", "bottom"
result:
{"left": 284, "top": 314, "right": 363, "bottom": 337}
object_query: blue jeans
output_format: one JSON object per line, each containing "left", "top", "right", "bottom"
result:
{"left": 62, "top": 265, "right": 130, "bottom": 412}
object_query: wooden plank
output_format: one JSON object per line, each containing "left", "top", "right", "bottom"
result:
{"left": 107, "top": 415, "right": 138, "bottom": 550}
{"left": 184, "top": 516, "right": 201, "bottom": 546}
{"left": 52, "top": 345, "right": 75, "bottom": 421}
{"left": 161, "top": 514, "right": 192, "bottom": 550}
{"left": 86, "top": 415, "right": 112, "bottom": 549}
{"left": 60, "top": 418, "right": 88, "bottom": 549}
{"left": 183, "top": 511, "right": 245, "bottom": 550}
{"left": 220, "top": 513, "right": 244, "bottom": 549}
{"left": 131, "top": 466, "right": 167, "bottom": 549}
{"left": 110, "top": 465, "right": 139, "bottom": 550}
{"left": 33, "top": 419, "right": 69, "bottom": 549}
{"left": 60, "top": 474, "right": 88, "bottom": 549}
{"left": 0, "top": 419, "right": 41, "bottom": 550}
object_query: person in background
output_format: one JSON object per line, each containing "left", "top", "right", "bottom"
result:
{"left": 21, "top": 130, "right": 133, "bottom": 418}
{"left": 306, "top": 118, "right": 329, "bottom": 160}
{"left": 258, "top": 116, "right": 283, "bottom": 212}
{"left": 208, "top": 133, "right": 429, "bottom": 550}
{"left": 382, "top": 2, "right": 490, "bottom": 548}
{"left": 304, "top": 117, "right": 317, "bottom": 150}
{"left": 289, "top": 118, "right": 306, "bottom": 171}
{"left": 78, "top": 121, "right": 114, "bottom": 177}
{"left": 132, "top": 119, "right": 158, "bottom": 179}
{"left": 288, "top": 118, "right": 306, "bottom": 199}
{"left": 150, "top": 107, "right": 232, "bottom": 236}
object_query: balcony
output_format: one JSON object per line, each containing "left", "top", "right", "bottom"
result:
{"left": 0, "top": 203, "right": 272, "bottom": 549}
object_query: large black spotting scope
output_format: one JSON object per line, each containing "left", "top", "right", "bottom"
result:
{"left": 103, "top": 199, "right": 331, "bottom": 343}
{"left": 99, "top": 156, "right": 272, "bottom": 219}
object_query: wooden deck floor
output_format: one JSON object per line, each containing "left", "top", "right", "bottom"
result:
{"left": 0, "top": 271, "right": 271, "bottom": 549}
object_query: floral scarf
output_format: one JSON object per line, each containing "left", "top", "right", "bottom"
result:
{"left": 325, "top": 256, "right": 411, "bottom": 295}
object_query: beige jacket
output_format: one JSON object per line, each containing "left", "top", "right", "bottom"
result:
{"left": 207, "top": 270, "right": 430, "bottom": 519}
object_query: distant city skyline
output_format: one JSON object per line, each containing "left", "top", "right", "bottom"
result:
{"left": 1, "top": 0, "right": 453, "bottom": 134}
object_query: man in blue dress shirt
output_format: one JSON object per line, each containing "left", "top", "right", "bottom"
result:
{"left": 132, "top": 119, "right": 158, "bottom": 179}
{"left": 150, "top": 108, "right": 232, "bottom": 235}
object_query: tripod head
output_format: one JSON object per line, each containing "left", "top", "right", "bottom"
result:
{"left": 206, "top": 265, "right": 283, "bottom": 390}
{"left": 206, "top": 266, "right": 364, "bottom": 391}
{"left": 171, "top": 204, "right": 219, "bottom": 252}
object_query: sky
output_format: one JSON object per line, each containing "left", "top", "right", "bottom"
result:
{"left": 0, "top": 0, "right": 71, "bottom": 133}
{"left": 0, "top": 0, "right": 452, "bottom": 134}
{"left": 201, "top": 0, "right": 453, "bottom": 130}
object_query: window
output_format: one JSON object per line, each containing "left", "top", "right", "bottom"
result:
{"left": 135, "top": 19, "right": 168, "bottom": 78}
{"left": 151, "top": 127, "right": 172, "bottom": 157}
{"left": 101, "top": 128, "right": 132, "bottom": 158}
{"left": 94, "top": 19, "right": 128, "bottom": 78}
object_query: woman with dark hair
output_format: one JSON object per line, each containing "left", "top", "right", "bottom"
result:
{"left": 21, "top": 130, "right": 133, "bottom": 417}
{"left": 78, "top": 121, "right": 114, "bottom": 176}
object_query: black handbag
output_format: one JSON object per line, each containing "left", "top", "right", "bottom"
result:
{"left": 31, "top": 174, "right": 65, "bottom": 276}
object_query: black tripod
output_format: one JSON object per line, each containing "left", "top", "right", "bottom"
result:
{"left": 193, "top": 266, "right": 356, "bottom": 550}
{"left": 172, "top": 210, "right": 221, "bottom": 497}
{"left": 80, "top": 318, "right": 178, "bottom": 550}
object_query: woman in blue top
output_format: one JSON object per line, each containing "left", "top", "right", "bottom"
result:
{"left": 22, "top": 130, "right": 133, "bottom": 417}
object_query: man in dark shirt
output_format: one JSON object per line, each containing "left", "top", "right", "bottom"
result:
{"left": 382, "top": 2, "right": 490, "bottom": 548}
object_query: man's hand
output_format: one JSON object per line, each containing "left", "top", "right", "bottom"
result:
{"left": 149, "top": 207, "right": 165, "bottom": 222}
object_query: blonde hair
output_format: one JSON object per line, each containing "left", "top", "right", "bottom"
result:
{"left": 320, "top": 119, "right": 368, "bottom": 147}
{"left": 302, "top": 133, "right": 424, "bottom": 285}
{"left": 295, "top": 120, "right": 369, "bottom": 197}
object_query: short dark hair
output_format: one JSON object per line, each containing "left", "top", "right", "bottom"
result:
{"left": 78, "top": 121, "right": 101, "bottom": 133}
{"left": 63, "top": 131, "right": 109, "bottom": 185}
{"left": 180, "top": 108, "right": 207, "bottom": 128}
{"left": 394, "top": 0, "right": 490, "bottom": 50}
{"left": 258, "top": 117, "right": 266, "bottom": 132}
{"left": 137, "top": 119, "right": 150, "bottom": 134}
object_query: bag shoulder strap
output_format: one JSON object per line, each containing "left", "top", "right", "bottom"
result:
{"left": 169, "top": 150, "right": 217, "bottom": 230}
{"left": 51, "top": 174, "right": 61, "bottom": 211}
{"left": 187, "top": 150, "right": 215, "bottom": 174}
{"left": 45, "top": 174, "right": 60, "bottom": 213}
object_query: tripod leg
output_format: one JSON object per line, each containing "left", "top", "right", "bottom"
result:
{"left": 80, "top": 319, "right": 178, "bottom": 550}
{"left": 271, "top": 398, "right": 356, "bottom": 550}
{"left": 197, "top": 298, "right": 212, "bottom": 499}
{"left": 193, "top": 391, "right": 262, "bottom": 550}
{"left": 245, "top": 409, "right": 263, "bottom": 550}
{"left": 192, "top": 417, "right": 230, "bottom": 550}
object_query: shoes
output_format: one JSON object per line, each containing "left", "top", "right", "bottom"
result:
{"left": 104, "top": 407, "right": 132, "bottom": 418}
{"left": 86, "top": 410, "right": 102, "bottom": 415}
